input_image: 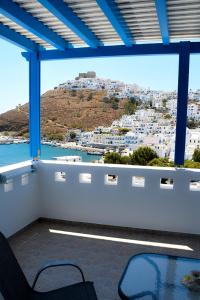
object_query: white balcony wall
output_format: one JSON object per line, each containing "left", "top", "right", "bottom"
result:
{"left": 39, "top": 161, "right": 200, "bottom": 235}
{"left": 0, "top": 160, "right": 200, "bottom": 237}
{"left": 0, "top": 161, "right": 40, "bottom": 237}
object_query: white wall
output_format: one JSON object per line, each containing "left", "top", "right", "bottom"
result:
{"left": 0, "top": 161, "right": 40, "bottom": 237}
{"left": 0, "top": 160, "right": 200, "bottom": 236}
{"left": 38, "top": 161, "right": 200, "bottom": 235}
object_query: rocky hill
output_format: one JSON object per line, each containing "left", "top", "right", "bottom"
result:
{"left": 0, "top": 88, "right": 127, "bottom": 138}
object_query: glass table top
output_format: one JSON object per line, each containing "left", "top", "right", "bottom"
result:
{"left": 118, "top": 253, "right": 200, "bottom": 300}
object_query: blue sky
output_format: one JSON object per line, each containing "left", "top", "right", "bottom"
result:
{"left": 0, "top": 38, "right": 200, "bottom": 113}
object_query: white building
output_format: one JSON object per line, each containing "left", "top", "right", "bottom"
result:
{"left": 166, "top": 99, "right": 177, "bottom": 116}
{"left": 187, "top": 103, "right": 200, "bottom": 120}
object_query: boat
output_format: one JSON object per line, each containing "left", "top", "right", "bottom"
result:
{"left": 87, "top": 151, "right": 103, "bottom": 155}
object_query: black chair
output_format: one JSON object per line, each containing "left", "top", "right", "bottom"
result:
{"left": 0, "top": 232, "right": 98, "bottom": 300}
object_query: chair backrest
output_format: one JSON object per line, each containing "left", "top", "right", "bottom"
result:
{"left": 0, "top": 232, "right": 32, "bottom": 300}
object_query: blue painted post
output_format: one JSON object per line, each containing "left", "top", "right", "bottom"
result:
{"left": 29, "top": 52, "right": 41, "bottom": 160}
{"left": 174, "top": 42, "right": 190, "bottom": 165}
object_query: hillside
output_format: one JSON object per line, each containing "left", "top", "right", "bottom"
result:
{"left": 0, "top": 88, "right": 127, "bottom": 138}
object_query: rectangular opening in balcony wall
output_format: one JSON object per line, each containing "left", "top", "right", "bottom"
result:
{"left": 132, "top": 176, "right": 145, "bottom": 187}
{"left": 21, "top": 173, "right": 29, "bottom": 186}
{"left": 55, "top": 172, "right": 66, "bottom": 182}
{"left": 190, "top": 180, "right": 200, "bottom": 191}
{"left": 105, "top": 174, "right": 118, "bottom": 185}
{"left": 79, "top": 173, "right": 91, "bottom": 184}
{"left": 4, "top": 179, "right": 13, "bottom": 192}
{"left": 160, "top": 178, "right": 174, "bottom": 189}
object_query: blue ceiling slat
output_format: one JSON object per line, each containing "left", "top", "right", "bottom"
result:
{"left": 155, "top": 0, "right": 169, "bottom": 45}
{"left": 0, "top": 23, "right": 43, "bottom": 51}
{"left": 96, "top": 0, "right": 132, "bottom": 47}
{"left": 0, "top": 0, "right": 70, "bottom": 50}
{"left": 38, "top": 0, "right": 102, "bottom": 48}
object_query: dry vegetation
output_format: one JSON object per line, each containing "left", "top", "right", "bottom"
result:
{"left": 0, "top": 89, "right": 127, "bottom": 137}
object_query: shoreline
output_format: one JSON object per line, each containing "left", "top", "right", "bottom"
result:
{"left": 0, "top": 139, "right": 105, "bottom": 155}
{"left": 42, "top": 141, "right": 105, "bottom": 154}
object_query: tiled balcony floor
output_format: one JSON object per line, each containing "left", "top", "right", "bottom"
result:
{"left": 10, "top": 219, "right": 200, "bottom": 300}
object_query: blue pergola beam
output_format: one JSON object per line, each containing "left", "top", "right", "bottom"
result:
{"left": 22, "top": 42, "right": 200, "bottom": 61}
{"left": 155, "top": 0, "right": 169, "bottom": 45}
{"left": 0, "top": 0, "right": 69, "bottom": 50}
{"left": 96, "top": 0, "right": 132, "bottom": 47}
{"left": 38, "top": 0, "right": 101, "bottom": 48}
{"left": 174, "top": 42, "right": 190, "bottom": 165}
{"left": 30, "top": 43, "right": 182, "bottom": 61}
{"left": 29, "top": 52, "right": 41, "bottom": 159}
{"left": 0, "top": 23, "right": 43, "bottom": 51}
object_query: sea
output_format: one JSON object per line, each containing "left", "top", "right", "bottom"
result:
{"left": 0, "top": 144, "right": 102, "bottom": 166}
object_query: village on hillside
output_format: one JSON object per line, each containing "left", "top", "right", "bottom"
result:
{"left": 56, "top": 72, "right": 200, "bottom": 161}
{"left": 1, "top": 71, "right": 200, "bottom": 161}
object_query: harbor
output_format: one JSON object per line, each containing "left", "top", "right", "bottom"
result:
{"left": 0, "top": 143, "right": 102, "bottom": 166}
